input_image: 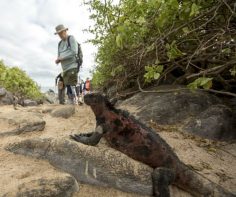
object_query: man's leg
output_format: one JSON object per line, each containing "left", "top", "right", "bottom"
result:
{"left": 68, "top": 68, "right": 78, "bottom": 105}
{"left": 61, "top": 87, "right": 65, "bottom": 104}
{"left": 70, "top": 85, "right": 77, "bottom": 105}
{"left": 58, "top": 88, "right": 63, "bottom": 104}
{"left": 76, "top": 85, "right": 80, "bottom": 97}
{"left": 65, "top": 85, "right": 77, "bottom": 105}
{"left": 66, "top": 85, "right": 72, "bottom": 104}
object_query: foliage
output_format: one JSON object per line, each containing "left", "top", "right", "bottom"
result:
{"left": 188, "top": 77, "right": 213, "bottom": 90}
{"left": 0, "top": 61, "right": 43, "bottom": 99}
{"left": 85, "top": 0, "right": 236, "bottom": 94}
{"left": 144, "top": 65, "right": 163, "bottom": 83}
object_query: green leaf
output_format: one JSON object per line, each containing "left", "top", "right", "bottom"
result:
{"left": 111, "top": 64, "right": 124, "bottom": 76}
{"left": 190, "top": 3, "right": 200, "bottom": 17}
{"left": 154, "top": 73, "right": 160, "bottom": 80}
{"left": 230, "top": 66, "right": 236, "bottom": 76}
{"left": 188, "top": 77, "right": 213, "bottom": 90}
{"left": 222, "top": 48, "right": 231, "bottom": 54}
{"left": 202, "top": 80, "right": 212, "bottom": 89}
{"left": 166, "top": 41, "right": 185, "bottom": 60}
{"left": 144, "top": 65, "right": 164, "bottom": 83}
{"left": 116, "top": 34, "right": 123, "bottom": 49}
{"left": 146, "top": 44, "right": 155, "bottom": 53}
{"left": 155, "top": 65, "right": 164, "bottom": 73}
{"left": 188, "top": 82, "right": 198, "bottom": 90}
{"left": 137, "top": 0, "right": 142, "bottom": 4}
{"left": 182, "top": 27, "right": 190, "bottom": 34}
{"left": 171, "top": 0, "right": 179, "bottom": 8}
{"left": 145, "top": 66, "right": 152, "bottom": 72}
{"left": 136, "top": 16, "right": 146, "bottom": 25}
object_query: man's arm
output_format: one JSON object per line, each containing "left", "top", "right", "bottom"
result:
{"left": 59, "top": 36, "right": 78, "bottom": 61}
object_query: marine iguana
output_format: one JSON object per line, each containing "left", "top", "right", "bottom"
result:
{"left": 70, "top": 93, "right": 235, "bottom": 197}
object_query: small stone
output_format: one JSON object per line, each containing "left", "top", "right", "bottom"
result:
{"left": 51, "top": 105, "right": 75, "bottom": 119}
{"left": 23, "top": 99, "right": 38, "bottom": 106}
{"left": 0, "top": 87, "right": 6, "bottom": 96}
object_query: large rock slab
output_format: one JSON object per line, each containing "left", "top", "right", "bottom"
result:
{"left": 117, "top": 87, "right": 236, "bottom": 141}
{"left": 51, "top": 106, "right": 75, "bottom": 119}
{"left": 6, "top": 138, "right": 153, "bottom": 196}
{"left": 0, "top": 111, "right": 46, "bottom": 136}
{"left": 117, "top": 88, "right": 220, "bottom": 125}
{"left": 2, "top": 174, "right": 79, "bottom": 197}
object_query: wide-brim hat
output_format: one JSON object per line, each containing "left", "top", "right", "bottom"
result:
{"left": 54, "top": 24, "right": 68, "bottom": 35}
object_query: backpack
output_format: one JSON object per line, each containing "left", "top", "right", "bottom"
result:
{"left": 58, "top": 36, "right": 83, "bottom": 72}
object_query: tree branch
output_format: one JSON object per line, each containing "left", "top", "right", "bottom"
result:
{"left": 137, "top": 78, "right": 236, "bottom": 97}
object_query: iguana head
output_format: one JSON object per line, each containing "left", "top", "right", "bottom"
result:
{"left": 84, "top": 93, "right": 116, "bottom": 115}
{"left": 84, "top": 93, "right": 105, "bottom": 106}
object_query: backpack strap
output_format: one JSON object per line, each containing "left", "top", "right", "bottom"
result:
{"left": 67, "top": 35, "right": 71, "bottom": 48}
{"left": 58, "top": 40, "right": 62, "bottom": 56}
{"left": 58, "top": 36, "right": 72, "bottom": 57}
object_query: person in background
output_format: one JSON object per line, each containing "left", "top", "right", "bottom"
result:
{"left": 84, "top": 77, "right": 91, "bottom": 95}
{"left": 76, "top": 75, "right": 81, "bottom": 97}
{"left": 76, "top": 76, "right": 84, "bottom": 105}
{"left": 54, "top": 24, "right": 78, "bottom": 104}
{"left": 55, "top": 73, "right": 65, "bottom": 105}
{"left": 80, "top": 79, "right": 85, "bottom": 96}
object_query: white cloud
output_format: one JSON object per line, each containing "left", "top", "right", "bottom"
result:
{"left": 0, "top": 0, "right": 97, "bottom": 89}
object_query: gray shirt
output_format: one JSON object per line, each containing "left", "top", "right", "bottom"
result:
{"left": 58, "top": 35, "right": 78, "bottom": 72}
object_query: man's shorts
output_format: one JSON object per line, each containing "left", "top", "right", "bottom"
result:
{"left": 63, "top": 68, "right": 78, "bottom": 86}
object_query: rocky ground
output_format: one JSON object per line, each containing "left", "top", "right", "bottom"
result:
{"left": 0, "top": 90, "right": 236, "bottom": 197}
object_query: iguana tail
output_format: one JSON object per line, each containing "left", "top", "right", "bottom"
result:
{"left": 174, "top": 164, "right": 235, "bottom": 197}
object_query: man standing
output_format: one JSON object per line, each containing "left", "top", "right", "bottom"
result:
{"left": 55, "top": 24, "right": 78, "bottom": 104}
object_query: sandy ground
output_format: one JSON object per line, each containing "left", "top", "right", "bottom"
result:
{"left": 0, "top": 104, "right": 235, "bottom": 196}
{"left": 0, "top": 105, "right": 144, "bottom": 197}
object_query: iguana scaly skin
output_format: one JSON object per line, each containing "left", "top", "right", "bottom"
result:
{"left": 70, "top": 93, "right": 235, "bottom": 197}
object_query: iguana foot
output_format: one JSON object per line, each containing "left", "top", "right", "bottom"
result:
{"left": 70, "top": 131, "right": 103, "bottom": 146}
{"left": 74, "top": 132, "right": 94, "bottom": 138}
{"left": 70, "top": 134, "right": 92, "bottom": 142}
{"left": 70, "top": 134, "right": 82, "bottom": 142}
{"left": 70, "top": 131, "right": 96, "bottom": 142}
{"left": 152, "top": 167, "right": 175, "bottom": 197}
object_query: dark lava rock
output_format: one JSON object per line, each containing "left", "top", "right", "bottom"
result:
{"left": 183, "top": 105, "right": 236, "bottom": 141}
{"left": 23, "top": 99, "right": 38, "bottom": 107}
{"left": 0, "top": 87, "right": 13, "bottom": 105}
{"left": 117, "top": 86, "right": 235, "bottom": 141}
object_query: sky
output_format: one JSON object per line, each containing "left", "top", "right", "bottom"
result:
{"left": 0, "top": 0, "right": 97, "bottom": 89}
